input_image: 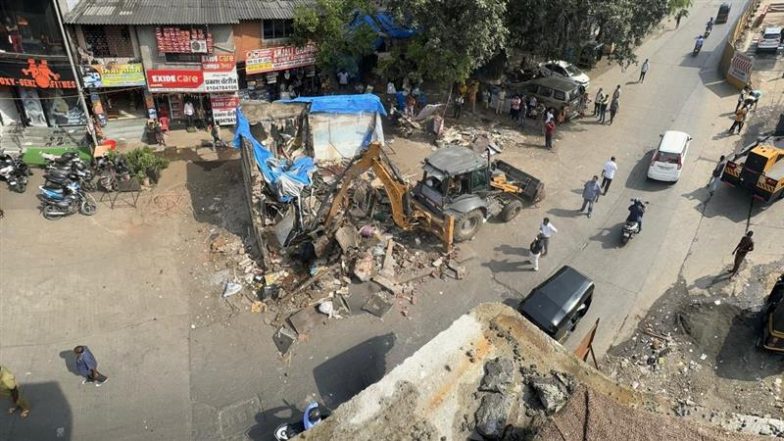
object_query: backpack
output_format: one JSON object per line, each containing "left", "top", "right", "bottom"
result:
{"left": 530, "top": 238, "right": 543, "bottom": 254}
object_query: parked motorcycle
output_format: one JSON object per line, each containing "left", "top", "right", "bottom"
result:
{"left": 38, "top": 181, "right": 97, "bottom": 220}
{"left": 0, "top": 150, "right": 32, "bottom": 193}
{"left": 621, "top": 199, "right": 648, "bottom": 245}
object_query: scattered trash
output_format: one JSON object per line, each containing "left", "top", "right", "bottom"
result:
{"left": 222, "top": 281, "right": 242, "bottom": 298}
{"left": 273, "top": 326, "right": 297, "bottom": 354}
{"left": 362, "top": 293, "right": 394, "bottom": 318}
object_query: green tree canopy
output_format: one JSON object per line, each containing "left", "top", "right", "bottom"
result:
{"left": 387, "top": 0, "right": 509, "bottom": 84}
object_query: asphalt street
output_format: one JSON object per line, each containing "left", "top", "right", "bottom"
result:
{"left": 1, "top": 1, "right": 783, "bottom": 440}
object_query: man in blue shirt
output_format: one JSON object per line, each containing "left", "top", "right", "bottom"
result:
{"left": 74, "top": 346, "right": 108, "bottom": 386}
{"left": 580, "top": 176, "right": 602, "bottom": 218}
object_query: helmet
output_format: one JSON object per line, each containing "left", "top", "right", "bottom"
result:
{"left": 307, "top": 406, "right": 321, "bottom": 422}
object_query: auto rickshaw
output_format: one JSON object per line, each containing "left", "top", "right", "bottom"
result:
{"left": 716, "top": 3, "right": 731, "bottom": 24}
{"left": 759, "top": 273, "right": 784, "bottom": 352}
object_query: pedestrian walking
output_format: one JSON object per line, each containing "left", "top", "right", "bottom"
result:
{"left": 580, "top": 176, "right": 602, "bottom": 218}
{"left": 598, "top": 95, "right": 609, "bottom": 124}
{"left": 675, "top": 9, "right": 687, "bottom": 28}
{"left": 183, "top": 100, "right": 195, "bottom": 130}
{"left": 544, "top": 120, "right": 556, "bottom": 149}
{"left": 601, "top": 157, "right": 618, "bottom": 195}
{"left": 538, "top": 217, "right": 558, "bottom": 256}
{"left": 593, "top": 88, "right": 604, "bottom": 115}
{"left": 612, "top": 84, "right": 621, "bottom": 102}
{"left": 609, "top": 98, "right": 619, "bottom": 125}
{"left": 482, "top": 87, "right": 491, "bottom": 110}
{"left": 639, "top": 59, "right": 650, "bottom": 83}
{"left": 729, "top": 105, "right": 748, "bottom": 134}
{"left": 708, "top": 155, "right": 727, "bottom": 195}
{"left": 467, "top": 81, "right": 479, "bottom": 113}
{"left": 735, "top": 88, "right": 747, "bottom": 112}
{"left": 730, "top": 231, "right": 754, "bottom": 276}
{"left": 529, "top": 233, "right": 544, "bottom": 271}
{"left": 74, "top": 346, "right": 108, "bottom": 386}
{"left": 495, "top": 88, "right": 507, "bottom": 115}
{"left": 0, "top": 365, "right": 30, "bottom": 418}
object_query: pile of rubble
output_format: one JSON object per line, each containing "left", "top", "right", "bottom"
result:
{"left": 211, "top": 158, "right": 473, "bottom": 355}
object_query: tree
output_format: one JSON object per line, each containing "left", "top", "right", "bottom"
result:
{"left": 291, "top": 0, "right": 378, "bottom": 73}
{"left": 506, "top": 0, "right": 671, "bottom": 67}
{"left": 386, "top": 0, "right": 509, "bottom": 85}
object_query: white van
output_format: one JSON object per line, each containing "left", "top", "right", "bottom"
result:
{"left": 757, "top": 26, "right": 782, "bottom": 53}
{"left": 647, "top": 130, "right": 692, "bottom": 182}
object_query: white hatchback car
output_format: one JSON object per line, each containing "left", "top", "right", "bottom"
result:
{"left": 647, "top": 131, "right": 692, "bottom": 182}
{"left": 537, "top": 60, "right": 590, "bottom": 89}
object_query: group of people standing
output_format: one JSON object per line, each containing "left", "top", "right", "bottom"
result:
{"left": 592, "top": 84, "right": 622, "bottom": 125}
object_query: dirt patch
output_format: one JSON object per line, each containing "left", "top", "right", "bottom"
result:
{"left": 606, "top": 261, "right": 784, "bottom": 418}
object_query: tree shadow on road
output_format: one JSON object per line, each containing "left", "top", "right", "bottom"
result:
{"left": 0, "top": 382, "right": 72, "bottom": 441}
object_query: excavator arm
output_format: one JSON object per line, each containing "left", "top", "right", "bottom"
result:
{"left": 325, "top": 142, "right": 412, "bottom": 230}
{"left": 324, "top": 142, "right": 455, "bottom": 250}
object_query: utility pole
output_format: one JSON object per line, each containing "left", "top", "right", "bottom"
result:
{"left": 51, "top": 0, "right": 99, "bottom": 152}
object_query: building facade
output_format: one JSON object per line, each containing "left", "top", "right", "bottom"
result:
{"left": 0, "top": 0, "right": 86, "bottom": 128}
{"left": 64, "top": 0, "right": 318, "bottom": 131}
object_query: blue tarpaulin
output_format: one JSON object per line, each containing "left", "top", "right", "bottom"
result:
{"left": 375, "top": 12, "right": 416, "bottom": 39}
{"left": 232, "top": 108, "right": 315, "bottom": 202}
{"left": 281, "top": 95, "right": 388, "bottom": 116}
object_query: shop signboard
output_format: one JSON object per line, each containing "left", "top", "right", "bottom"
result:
{"left": 202, "top": 55, "right": 238, "bottom": 93}
{"left": 145, "top": 56, "right": 238, "bottom": 93}
{"left": 246, "top": 43, "right": 317, "bottom": 75}
{"left": 728, "top": 52, "right": 752, "bottom": 85}
{"left": 83, "top": 62, "right": 146, "bottom": 88}
{"left": 146, "top": 69, "right": 204, "bottom": 92}
{"left": 210, "top": 92, "right": 239, "bottom": 126}
{"left": 0, "top": 58, "right": 77, "bottom": 89}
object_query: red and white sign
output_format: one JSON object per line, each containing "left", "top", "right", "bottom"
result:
{"left": 246, "top": 43, "right": 317, "bottom": 75}
{"left": 728, "top": 53, "right": 753, "bottom": 84}
{"left": 210, "top": 92, "right": 240, "bottom": 126}
{"left": 146, "top": 56, "right": 238, "bottom": 93}
{"left": 146, "top": 69, "right": 204, "bottom": 92}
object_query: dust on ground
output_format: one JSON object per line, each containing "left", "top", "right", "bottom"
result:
{"left": 606, "top": 261, "right": 784, "bottom": 420}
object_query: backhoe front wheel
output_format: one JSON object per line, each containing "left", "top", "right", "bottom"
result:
{"left": 453, "top": 209, "right": 484, "bottom": 242}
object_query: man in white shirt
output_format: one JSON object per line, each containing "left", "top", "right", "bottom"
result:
{"left": 538, "top": 217, "right": 558, "bottom": 256}
{"left": 639, "top": 59, "right": 650, "bottom": 83}
{"left": 601, "top": 156, "right": 618, "bottom": 195}
{"left": 183, "top": 101, "right": 195, "bottom": 129}
{"left": 337, "top": 70, "right": 349, "bottom": 91}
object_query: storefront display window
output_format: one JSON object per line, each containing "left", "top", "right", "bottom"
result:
{"left": 39, "top": 89, "right": 86, "bottom": 127}
{"left": 0, "top": 0, "right": 66, "bottom": 55}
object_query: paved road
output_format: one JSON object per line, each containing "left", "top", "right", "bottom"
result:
{"left": 2, "top": 1, "right": 783, "bottom": 440}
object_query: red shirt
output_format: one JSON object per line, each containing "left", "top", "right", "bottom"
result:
{"left": 544, "top": 121, "right": 556, "bottom": 135}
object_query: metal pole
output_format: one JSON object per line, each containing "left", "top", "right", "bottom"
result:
{"left": 51, "top": 0, "right": 99, "bottom": 152}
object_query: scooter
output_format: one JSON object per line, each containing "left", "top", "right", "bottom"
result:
{"left": 38, "top": 182, "right": 97, "bottom": 220}
{"left": 0, "top": 150, "right": 32, "bottom": 193}
{"left": 693, "top": 43, "right": 703, "bottom": 56}
{"left": 621, "top": 199, "right": 648, "bottom": 245}
{"left": 273, "top": 403, "right": 329, "bottom": 441}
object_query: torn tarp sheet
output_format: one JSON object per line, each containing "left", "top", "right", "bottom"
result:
{"left": 233, "top": 107, "right": 315, "bottom": 202}
{"left": 281, "top": 95, "right": 388, "bottom": 116}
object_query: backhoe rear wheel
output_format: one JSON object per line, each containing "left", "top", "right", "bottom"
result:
{"left": 499, "top": 200, "right": 523, "bottom": 222}
{"left": 453, "top": 209, "right": 483, "bottom": 242}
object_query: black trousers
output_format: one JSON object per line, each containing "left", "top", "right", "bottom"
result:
{"left": 601, "top": 177, "right": 613, "bottom": 194}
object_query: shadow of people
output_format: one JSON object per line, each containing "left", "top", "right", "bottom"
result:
{"left": 246, "top": 402, "right": 301, "bottom": 441}
{"left": 588, "top": 222, "right": 625, "bottom": 249}
{"left": 58, "top": 350, "right": 80, "bottom": 377}
{"left": 548, "top": 207, "right": 583, "bottom": 218}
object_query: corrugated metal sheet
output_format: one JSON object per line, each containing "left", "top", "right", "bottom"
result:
{"left": 65, "top": 0, "right": 314, "bottom": 25}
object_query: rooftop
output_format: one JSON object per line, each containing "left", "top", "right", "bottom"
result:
{"left": 65, "top": 0, "right": 315, "bottom": 25}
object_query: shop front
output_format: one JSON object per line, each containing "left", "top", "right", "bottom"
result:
{"left": 0, "top": 57, "right": 85, "bottom": 128}
{"left": 81, "top": 60, "right": 147, "bottom": 125}
{"left": 145, "top": 54, "right": 238, "bottom": 130}
{"left": 242, "top": 43, "right": 319, "bottom": 101}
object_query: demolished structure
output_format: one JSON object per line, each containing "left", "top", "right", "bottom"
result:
{"left": 299, "top": 303, "right": 775, "bottom": 441}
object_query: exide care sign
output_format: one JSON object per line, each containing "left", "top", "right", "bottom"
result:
{"left": 145, "top": 69, "right": 204, "bottom": 92}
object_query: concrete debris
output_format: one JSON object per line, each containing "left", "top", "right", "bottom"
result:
{"left": 222, "top": 281, "right": 242, "bottom": 298}
{"left": 272, "top": 326, "right": 297, "bottom": 355}
{"left": 530, "top": 378, "right": 570, "bottom": 414}
{"left": 479, "top": 358, "right": 515, "bottom": 394}
{"left": 335, "top": 225, "right": 360, "bottom": 252}
{"left": 474, "top": 393, "right": 513, "bottom": 440}
{"left": 353, "top": 252, "right": 375, "bottom": 282}
{"left": 362, "top": 292, "right": 394, "bottom": 318}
